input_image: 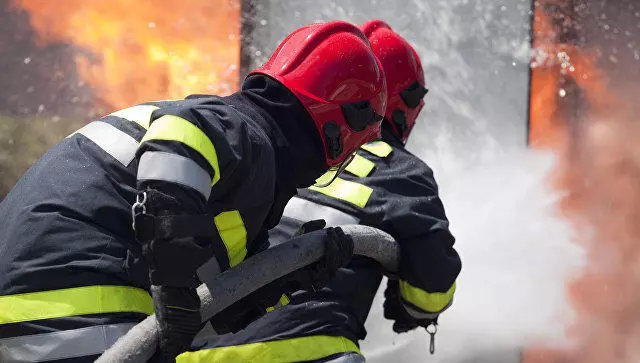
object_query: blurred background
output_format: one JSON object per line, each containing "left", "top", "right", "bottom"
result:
{"left": 1, "top": 0, "right": 640, "bottom": 362}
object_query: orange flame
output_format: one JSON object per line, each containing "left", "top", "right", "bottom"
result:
{"left": 526, "top": 1, "right": 640, "bottom": 363}
{"left": 10, "top": 0, "right": 241, "bottom": 109}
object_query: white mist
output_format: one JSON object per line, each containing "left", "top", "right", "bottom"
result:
{"left": 361, "top": 150, "right": 584, "bottom": 362}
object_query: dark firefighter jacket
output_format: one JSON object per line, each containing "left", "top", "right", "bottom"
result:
{"left": 178, "top": 123, "right": 462, "bottom": 362}
{"left": 0, "top": 75, "right": 326, "bottom": 363}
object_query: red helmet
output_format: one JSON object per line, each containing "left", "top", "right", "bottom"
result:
{"left": 359, "top": 20, "right": 428, "bottom": 143}
{"left": 249, "top": 21, "right": 387, "bottom": 166}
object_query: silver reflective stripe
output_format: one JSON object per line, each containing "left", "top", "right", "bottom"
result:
{"left": 0, "top": 323, "right": 136, "bottom": 363}
{"left": 402, "top": 297, "right": 452, "bottom": 320}
{"left": 76, "top": 121, "right": 139, "bottom": 166}
{"left": 321, "top": 352, "right": 366, "bottom": 363}
{"left": 137, "top": 151, "right": 213, "bottom": 200}
{"left": 197, "top": 256, "right": 221, "bottom": 282}
{"left": 283, "top": 197, "right": 359, "bottom": 227}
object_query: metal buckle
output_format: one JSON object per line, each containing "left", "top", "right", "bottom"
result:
{"left": 131, "top": 191, "right": 147, "bottom": 231}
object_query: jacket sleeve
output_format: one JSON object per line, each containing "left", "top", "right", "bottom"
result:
{"left": 367, "top": 151, "right": 461, "bottom": 315}
{"left": 135, "top": 98, "right": 253, "bottom": 271}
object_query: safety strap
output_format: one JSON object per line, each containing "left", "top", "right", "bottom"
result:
{"left": 0, "top": 323, "right": 137, "bottom": 363}
{"left": 176, "top": 335, "right": 361, "bottom": 363}
{"left": 0, "top": 286, "right": 153, "bottom": 325}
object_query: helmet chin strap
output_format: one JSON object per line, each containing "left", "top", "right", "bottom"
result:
{"left": 312, "top": 151, "right": 357, "bottom": 188}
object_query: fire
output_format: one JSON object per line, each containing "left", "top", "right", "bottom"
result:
{"left": 10, "top": 0, "right": 241, "bottom": 109}
{"left": 526, "top": 1, "right": 640, "bottom": 363}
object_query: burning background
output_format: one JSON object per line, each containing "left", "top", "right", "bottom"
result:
{"left": 1, "top": 0, "right": 640, "bottom": 362}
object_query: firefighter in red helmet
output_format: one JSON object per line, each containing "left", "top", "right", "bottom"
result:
{"left": 0, "top": 21, "right": 386, "bottom": 362}
{"left": 184, "top": 20, "right": 461, "bottom": 363}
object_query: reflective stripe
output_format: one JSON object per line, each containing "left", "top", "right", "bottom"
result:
{"left": 141, "top": 115, "right": 221, "bottom": 185}
{"left": 323, "top": 352, "right": 366, "bottom": 363}
{"left": 74, "top": 121, "right": 139, "bottom": 166}
{"left": 176, "top": 335, "right": 360, "bottom": 363}
{"left": 197, "top": 257, "right": 221, "bottom": 282}
{"left": 344, "top": 153, "right": 375, "bottom": 177}
{"left": 109, "top": 105, "right": 159, "bottom": 129}
{"left": 399, "top": 281, "right": 456, "bottom": 313}
{"left": 138, "top": 151, "right": 213, "bottom": 200}
{"left": 283, "top": 197, "right": 359, "bottom": 227}
{"left": 403, "top": 302, "right": 441, "bottom": 320}
{"left": 0, "top": 286, "right": 153, "bottom": 324}
{"left": 309, "top": 178, "right": 373, "bottom": 208}
{"left": 265, "top": 294, "right": 290, "bottom": 313}
{"left": 0, "top": 323, "right": 136, "bottom": 363}
{"left": 360, "top": 140, "right": 393, "bottom": 157}
{"left": 214, "top": 211, "right": 247, "bottom": 267}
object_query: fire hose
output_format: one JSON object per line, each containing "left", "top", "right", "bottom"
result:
{"left": 96, "top": 225, "right": 400, "bottom": 363}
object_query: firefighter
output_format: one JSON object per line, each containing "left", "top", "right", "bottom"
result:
{"left": 0, "top": 21, "right": 387, "bottom": 362}
{"left": 180, "top": 20, "right": 462, "bottom": 362}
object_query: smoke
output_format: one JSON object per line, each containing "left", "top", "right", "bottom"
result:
{"left": 361, "top": 149, "right": 584, "bottom": 363}
{"left": 530, "top": 97, "right": 640, "bottom": 363}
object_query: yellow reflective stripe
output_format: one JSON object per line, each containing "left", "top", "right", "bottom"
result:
{"left": 177, "top": 335, "right": 360, "bottom": 363}
{"left": 109, "top": 105, "right": 159, "bottom": 129}
{"left": 214, "top": 210, "right": 248, "bottom": 267}
{"left": 309, "top": 178, "right": 373, "bottom": 208}
{"left": 400, "top": 281, "right": 456, "bottom": 313}
{"left": 141, "top": 115, "right": 221, "bottom": 185}
{"left": 279, "top": 294, "right": 290, "bottom": 306}
{"left": 344, "top": 153, "right": 375, "bottom": 177}
{"left": 360, "top": 141, "right": 392, "bottom": 157}
{"left": 0, "top": 286, "right": 153, "bottom": 325}
{"left": 265, "top": 294, "right": 291, "bottom": 313}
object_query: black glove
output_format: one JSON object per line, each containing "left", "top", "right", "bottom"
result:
{"left": 150, "top": 285, "right": 203, "bottom": 362}
{"left": 294, "top": 219, "right": 326, "bottom": 236}
{"left": 209, "top": 224, "right": 352, "bottom": 334}
{"left": 291, "top": 226, "right": 354, "bottom": 291}
{"left": 383, "top": 279, "right": 438, "bottom": 333}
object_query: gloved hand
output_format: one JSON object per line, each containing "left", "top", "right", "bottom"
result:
{"left": 294, "top": 219, "right": 327, "bottom": 236}
{"left": 290, "top": 226, "right": 354, "bottom": 291}
{"left": 151, "top": 285, "right": 203, "bottom": 362}
{"left": 383, "top": 279, "right": 438, "bottom": 333}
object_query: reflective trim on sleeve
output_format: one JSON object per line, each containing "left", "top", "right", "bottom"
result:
{"left": 138, "top": 151, "right": 213, "bottom": 200}
{"left": 0, "top": 286, "right": 153, "bottom": 325}
{"left": 360, "top": 140, "right": 393, "bottom": 157}
{"left": 309, "top": 178, "right": 373, "bottom": 208}
{"left": 403, "top": 303, "right": 441, "bottom": 320}
{"left": 176, "top": 335, "right": 360, "bottom": 363}
{"left": 399, "top": 281, "right": 456, "bottom": 313}
{"left": 141, "top": 115, "right": 221, "bottom": 185}
{"left": 0, "top": 323, "right": 137, "bottom": 363}
{"left": 214, "top": 210, "right": 248, "bottom": 267}
{"left": 344, "top": 153, "right": 375, "bottom": 177}
{"left": 323, "top": 352, "right": 366, "bottom": 363}
{"left": 74, "top": 121, "right": 139, "bottom": 166}
{"left": 109, "top": 105, "right": 159, "bottom": 129}
{"left": 265, "top": 294, "right": 290, "bottom": 313}
{"left": 283, "top": 197, "right": 359, "bottom": 227}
